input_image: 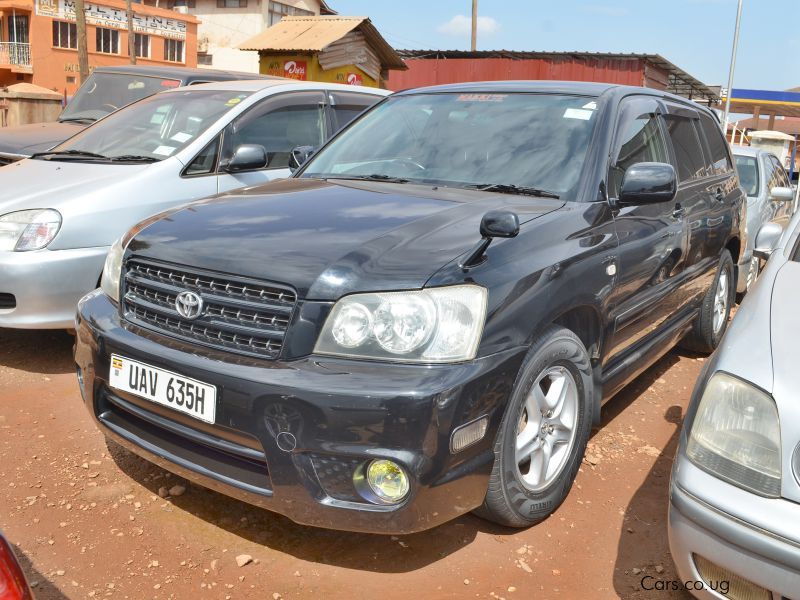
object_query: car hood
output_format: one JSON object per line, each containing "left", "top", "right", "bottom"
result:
{"left": 0, "top": 158, "right": 149, "bottom": 214}
{"left": 0, "top": 121, "right": 85, "bottom": 157}
{"left": 769, "top": 260, "right": 800, "bottom": 393}
{"left": 129, "top": 178, "right": 564, "bottom": 300}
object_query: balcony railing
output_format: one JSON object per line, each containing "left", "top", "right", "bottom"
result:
{"left": 0, "top": 42, "right": 31, "bottom": 68}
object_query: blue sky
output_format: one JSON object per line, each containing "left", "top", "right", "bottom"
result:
{"left": 334, "top": 1, "right": 799, "bottom": 91}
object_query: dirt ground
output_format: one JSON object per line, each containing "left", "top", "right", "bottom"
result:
{"left": 0, "top": 328, "right": 705, "bottom": 600}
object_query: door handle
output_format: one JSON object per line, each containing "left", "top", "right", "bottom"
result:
{"left": 672, "top": 205, "right": 685, "bottom": 219}
{"left": 714, "top": 188, "right": 725, "bottom": 202}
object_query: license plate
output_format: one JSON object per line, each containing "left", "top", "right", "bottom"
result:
{"left": 109, "top": 354, "right": 217, "bottom": 424}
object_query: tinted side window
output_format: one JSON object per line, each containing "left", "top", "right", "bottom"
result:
{"left": 330, "top": 92, "right": 381, "bottom": 132}
{"left": 698, "top": 113, "right": 733, "bottom": 174}
{"left": 222, "top": 92, "right": 325, "bottom": 170}
{"left": 769, "top": 155, "right": 791, "bottom": 188}
{"left": 184, "top": 135, "right": 220, "bottom": 176}
{"left": 664, "top": 115, "right": 706, "bottom": 182}
{"left": 609, "top": 98, "right": 668, "bottom": 197}
{"left": 734, "top": 155, "right": 759, "bottom": 196}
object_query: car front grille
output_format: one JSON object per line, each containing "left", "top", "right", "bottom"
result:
{"left": 122, "top": 258, "right": 297, "bottom": 359}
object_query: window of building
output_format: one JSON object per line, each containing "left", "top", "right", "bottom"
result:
{"left": 164, "top": 39, "right": 184, "bottom": 63}
{"left": 217, "top": 0, "right": 247, "bottom": 7}
{"left": 268, "top": 1, "right": 314, "bottom": 26}
{"left": 166, "top": 0, "right": 196, "bottom": 7}
{"left": 197, "top": 52, "right": 213, "bottom": 65}
{"left": 134, "top": 34, "right": 150, "bottom": 58}
{"left": 52, "top": 21, "right": 77, "bottom": 49}
{"left": 664, "top": 115, "right": 706, "bottom": 182}
{"left": 96, "top": 27, "right": 120, "bottom": 54}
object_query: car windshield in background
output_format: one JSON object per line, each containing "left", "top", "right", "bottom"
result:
{"left": 302, "top": 92, "right": 601, "bottom": 200}
{"left": 734, "top": 155, "right": 760, "bottom": 197}
{"left": 59, "top": 72, "right": 182, "bottom": 123}
{"left": 42, "top": 90, "right": 251, "bottom": 162}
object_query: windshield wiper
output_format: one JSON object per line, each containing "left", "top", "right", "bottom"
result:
{"left": 466, "top": 183, "right": 560, "bottom": 199}
{"left": 29, "top": 149, "right": 108, "bottom": 160}
{"left": 327, "top": 174, "right": 409, "bottom": 184}
{"left": 108, "top": 155, "right": 159, "bottom": 163}
{"left": 58, "top": 117, "right": 96, "bottom": 124}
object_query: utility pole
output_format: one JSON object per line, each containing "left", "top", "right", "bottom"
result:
{"left": 75, "top": 0, "right": 89, "bottom": 83}
{"left": 471, "top": 0, "right": 478, "bottom": 51}
{"left": 721, "top": 0, "right": 743, "bottom": 137}
{"left": 127, "top": 0, "right": 136, "bottom": 64}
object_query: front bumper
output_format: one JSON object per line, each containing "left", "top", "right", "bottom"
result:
{"left": 74, "top": 291, "right": 525, "bottom": 534}
{"left": 668, "top": 459, "right": 800, "bottom": 599}
{"left": 0, "top": 245, "right": 109, "bottom": 329}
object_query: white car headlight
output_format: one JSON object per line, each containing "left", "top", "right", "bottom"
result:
{"left": 0, "top": 209, "right": 62, "bottom": 251}
{"left": 100, "top": 237, "right": 126, "bottom": 303}
{"left": 315, "top": 285, "right": 487, "bottom": 363}
{"left": 687, "top": 372, "right": 781, "bottom": 497}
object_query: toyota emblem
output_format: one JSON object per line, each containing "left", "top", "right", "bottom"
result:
{"left": 175, "top": 291, "right": 204, "bottom": 320}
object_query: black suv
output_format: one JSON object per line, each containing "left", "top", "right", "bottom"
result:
{"left": 74, "top": 81, "right": 745, "bottom": 534}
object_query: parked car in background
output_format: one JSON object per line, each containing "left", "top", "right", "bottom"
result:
{"left": 0, "top": 532, "right": 32, "bottom": 600}
{"left": 0, "top": 80, "right": 387, "bottom": 329}
{"left": 75, "top": 81, "right": 743, "bottom": 534}
{"left": 669, "top": 213, "right": 800, "bottom": 599}
{"left": 732, "top": 146, "right": 795, "bottom": 294}
{"left": 0, "top": 65, "right": 270, "bottom": 166}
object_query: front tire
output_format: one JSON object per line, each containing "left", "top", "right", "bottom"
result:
{"left": 682, "top": 250, "right": 734, "bottom": 353}
{"left": 475, "top": 326, "right": 593, "bottom": 528}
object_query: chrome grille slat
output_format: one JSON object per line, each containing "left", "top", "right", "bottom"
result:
{"left": 122, "top": 259, "right": 297, "bottom": 359}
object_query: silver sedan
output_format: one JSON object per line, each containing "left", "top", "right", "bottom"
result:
{"left": 668, "top": 213, "right": 800, "bottom": 598}
{"left": 732, "top": 146, "right": 794, "bottom": 294}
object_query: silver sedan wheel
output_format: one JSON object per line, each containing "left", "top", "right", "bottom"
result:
{"left": 713, "top": 269, "right": 729, "bottom": 335}
{"left": 515, "top": 366, "right": 578, "bottom": 492}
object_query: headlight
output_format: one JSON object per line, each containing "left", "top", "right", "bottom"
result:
{"left": 315, "top": 285, "right": 487, "bottom": 363}
{"left": 100, "top": 237, "right": 125, "bottom": 303}
{"left": 687, "top": 372, "right": 781, "bottom": 497}
{"left": 0, "top": 209, "right": 62, "bottom": 251}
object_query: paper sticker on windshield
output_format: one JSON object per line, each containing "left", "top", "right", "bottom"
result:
{"left": 456, "top": 94, "right": 507, "bottom": 103}
{"left": 563, "top": 108, "right": 594, "bottom": 120}
{"left": 153, "top": 146, "right": 176, "bottom": 156}
{"left": 170, "top": 132, "right": 193, "bottom": 144}
{"left": 582, "top": 101, "right": 598, "bottom": 110}
{"left": 225, "top": 97, "right": 242, "bottom": 107}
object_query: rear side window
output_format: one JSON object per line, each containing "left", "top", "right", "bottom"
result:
{"left": 330, "top": 92, "right": 381, "bottom": 132}
{"left": 664, "top": 115, "right": 706, "bottom": 182}
{"left": 698, "top": 113, "right": 733, "bottom": 174}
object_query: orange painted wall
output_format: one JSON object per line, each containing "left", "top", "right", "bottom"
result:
{"left": 1, "top": 0, "right": 197, "bottom": 95}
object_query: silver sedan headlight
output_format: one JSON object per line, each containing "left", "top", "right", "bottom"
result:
{"left": 314, "top": 285, "right": 487, "bottom": 363}
{"left": 100, "top": 237, "right": 126, "bottom": 303}
{"left": 687, "top": 372, "right": 781, "bottom": 497}
{"left": 0, "top": 209, "right": 62, "bottom": 251}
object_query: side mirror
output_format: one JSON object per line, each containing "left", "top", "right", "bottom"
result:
{"left": 753, "top": 221, "right": 784, "bottom": 261}
{"left": 770, "top": 186, "right": 793, "bottom": 202}
{"left": 289, "top": 145, "right": 316, "bottom": 173}
{"left": 618, "top": 162, "right": 677, "bottom": 206}
{"left": 221, "top": 144, "right": 267, "bottom": 173}
{"left": 480, "top": 210, "right": 520, "bottom": 239}
{"left": 462, "top": 210, "right": 520, "bottom": 269}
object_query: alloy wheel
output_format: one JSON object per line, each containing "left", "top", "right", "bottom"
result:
{"left": 713, "top": 269, "right": 729, "bottom": 335}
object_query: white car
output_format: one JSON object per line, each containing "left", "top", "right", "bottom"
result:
{"left": 0, "top": 79, "right": 388, "bottom": 328}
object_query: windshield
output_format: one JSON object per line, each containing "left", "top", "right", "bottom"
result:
{"left": 59, "top": 72, "right": 182, "bottom": 122}
{"left": 734, "top": 155, "right": 760, "bottom": 197}
{"left": 301, "top": 92, "right": 601, "bottom": 200}
{"left": 45, "top": 89, "right": 251, "bottom": 162}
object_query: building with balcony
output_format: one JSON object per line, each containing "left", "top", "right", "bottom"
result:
{"left": 0, "top": 0, "right": 198, "bottom": 96}
{"left": 142, "top": 0, "right": 335, "bottom": 73}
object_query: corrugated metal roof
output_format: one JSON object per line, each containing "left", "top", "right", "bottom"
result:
{"left": 395, "top": 50, "right": 719, "bottom": 101}
{"left": 238, "top": 16, "right": 406, "bottom": 70}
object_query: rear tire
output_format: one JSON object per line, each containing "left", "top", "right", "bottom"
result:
{"left": 682, "top": 250, "right": 734, "bottom": 354}
{"left": 474, "top": 326, "right": 593, "bottom": 528}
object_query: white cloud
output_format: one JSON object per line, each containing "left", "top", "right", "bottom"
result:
{"left": 437, "top": 14, "right": 501, "bottom": 37}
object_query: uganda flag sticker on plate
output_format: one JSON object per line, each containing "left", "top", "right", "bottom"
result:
{"left": 112, "top": 356, "right": 123, "bottom": 373}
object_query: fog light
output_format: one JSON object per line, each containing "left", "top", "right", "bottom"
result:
{"left": 450, "top": 415, "right": 488, "bottom": 453}
{"left": 694, "top": 554, "right": 770, "bottom": 600}
{"left": 365, "top": 460, "right": 409, "bottom": 503}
